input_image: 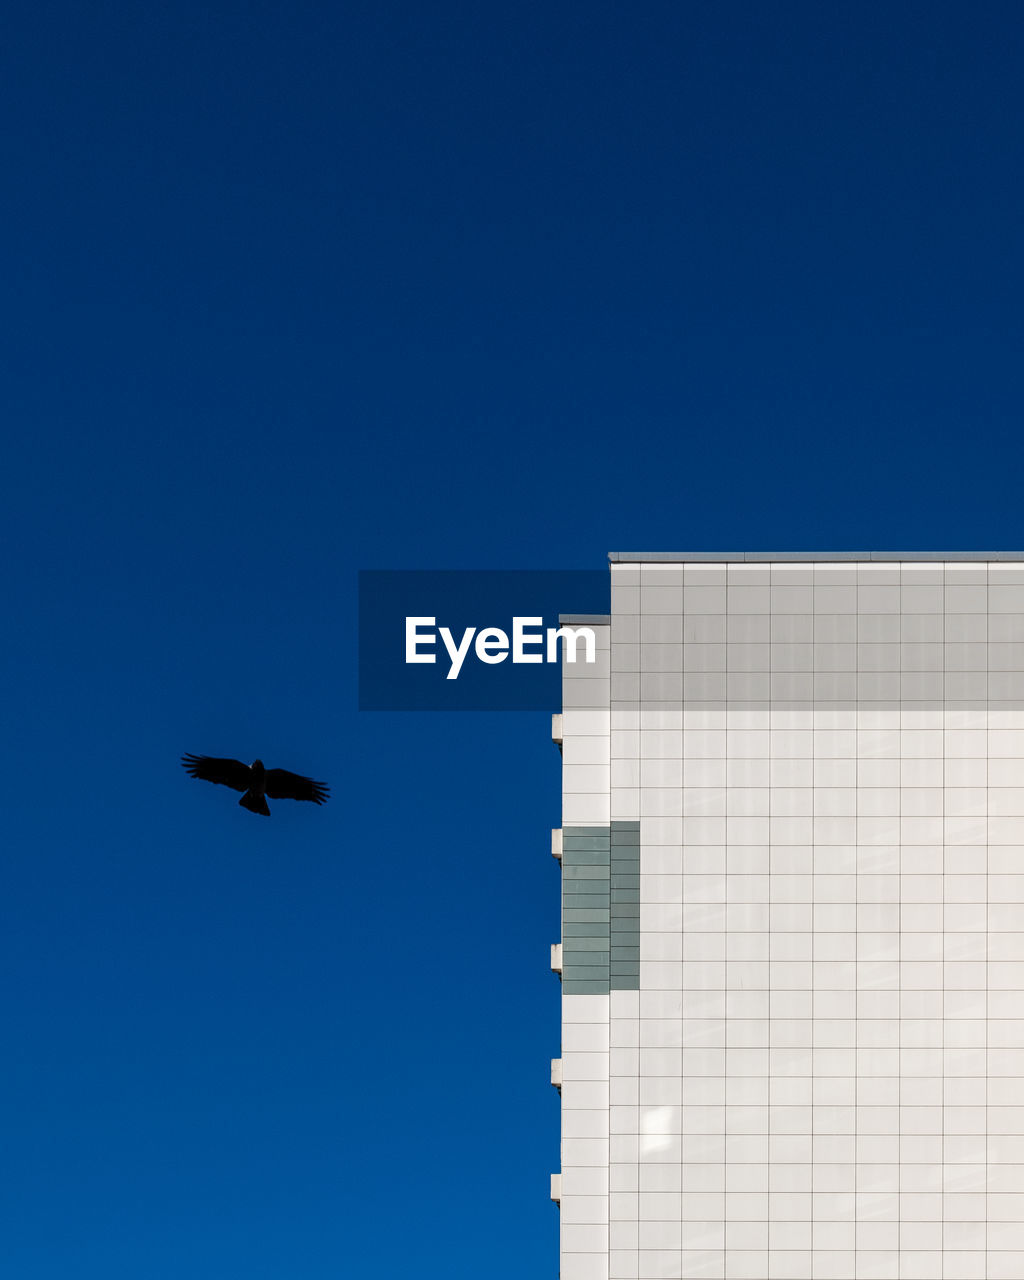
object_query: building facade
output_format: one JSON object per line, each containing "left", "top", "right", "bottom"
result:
{"left": 552, "top": 554, "right": 1024, "bottom": 1280}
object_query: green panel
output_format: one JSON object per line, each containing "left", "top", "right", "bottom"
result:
{"left": 561, "top": 825, "right": 610, "bottom": 992}
{"left": 563, "top": 921, "right": 606, "bottom": 937}
{"left": 563, "top": 898, "right": 610, "bottom": 913}
{"left": 563, "top": 829, "right": 612, "bottom": 851}
{"left": 610, "top": 820, "right": 641, "bottom": 993}
{"left": 564, "top": 937, "right": 612, "bottom": 952}
{"left": 561, "top": 848, "right": 612, "bottom": 866}
{"left": 559, "top": 824, "right": 643, "bottom": 994}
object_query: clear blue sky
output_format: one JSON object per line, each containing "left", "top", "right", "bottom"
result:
{"left": 2, "top": 2, "right": 1024, "bottom": 1275}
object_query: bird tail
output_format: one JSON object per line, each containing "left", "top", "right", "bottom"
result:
{"left": 239, "top": 791, "right": 271, "bottom": 816}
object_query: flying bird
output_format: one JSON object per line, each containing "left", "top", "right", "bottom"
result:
{"left": 181, "top": 754, "right": 329, "bottom": 816}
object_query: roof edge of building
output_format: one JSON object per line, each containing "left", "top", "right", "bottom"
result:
{"left": 608, "top": 551, "right": 1024, "bottom": 563}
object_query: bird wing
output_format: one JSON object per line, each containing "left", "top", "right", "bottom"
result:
{"left": 181, "top": 754, "right": 251, "bottom": 793}
{"left": 264, "top": 768, "right": 330, "bottom": 804}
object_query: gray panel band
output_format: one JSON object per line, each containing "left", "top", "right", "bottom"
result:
{"left": 609, "top": 821, "right": 640, "bottom": 992}
{"left": 562, "top": 827, "right": 610, "bottom": 994}
{"left": 561, "top": 825, "right": 642, "bottom": 993}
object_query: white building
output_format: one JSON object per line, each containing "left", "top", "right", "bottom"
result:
{"left": 552, "top": 554, "right": 1024, "bottom": 1280}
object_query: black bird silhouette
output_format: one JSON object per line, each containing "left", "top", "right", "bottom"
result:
{"left": 181, "top": 754, "right": 329, "bottom": 816}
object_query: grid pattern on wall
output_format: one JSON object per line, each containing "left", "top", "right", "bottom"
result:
{"left": 555, "top": 557, "right": 1024, "bottom": 1280}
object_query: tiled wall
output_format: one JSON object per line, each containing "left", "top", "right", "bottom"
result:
{"left": 557, "top": 560, "right": 1024, "bottom": 1280}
